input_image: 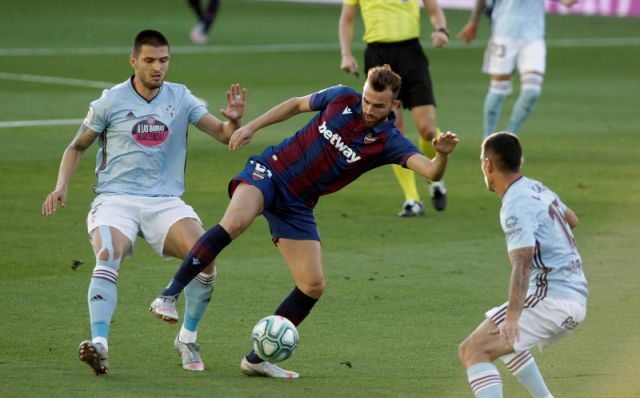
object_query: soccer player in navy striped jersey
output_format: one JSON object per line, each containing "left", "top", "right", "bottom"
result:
{"left": 151, "top": 65, "right": 459, "bottom": 378}
{"left": 458, "top": 132, "right": 587, "bottom": 397}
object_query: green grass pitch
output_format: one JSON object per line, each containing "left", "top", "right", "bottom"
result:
{"left": 1, "top": 0, "right": 639, "bottom": 396}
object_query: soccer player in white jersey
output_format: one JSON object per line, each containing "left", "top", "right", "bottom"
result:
{"left": 41, "top": 29, "right": 246, "bottom": 375}
{"left": 458, "top": 0, "right": 578, "bottom": 137}
{"left": 458, "top": 132, "right": 588, "bottom": 397}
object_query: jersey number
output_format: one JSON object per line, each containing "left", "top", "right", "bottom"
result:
{"left": 548, "top": 200, "right": 576, "bottom": 249}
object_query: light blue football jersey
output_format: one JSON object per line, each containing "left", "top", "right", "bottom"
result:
{"left": 84, "top": 77, "right": 208, "bottom": 197}
{"left": 500, "top": 176, "right": 588, "bottom": 304}
{"left": 489, "top": 0, "right": 546, "bottom": 39}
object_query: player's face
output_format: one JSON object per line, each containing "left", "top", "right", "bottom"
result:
{"left": 361, "top": 82, "right": 399, "bottom": 127}
{"left": 131, "top": 45, "right": 170, "bottom": 90}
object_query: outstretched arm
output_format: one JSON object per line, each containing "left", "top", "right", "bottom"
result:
{"left": 457, "top": 0, "right": 485, "bottom": 43}
{"left": 339, "top": 3, "right": 360, "bottom": 77}
{"left": 424, "top": 0, "right": 449, "bottom": 48}
{"left": 42, "top": 125, "right": 99, "bottom": 215}
{"left": 405, "top": 131, "right": 458, "bottom": 181}
{"left": 196, "top": 83, "right": 247, "bottom": 143}
{"left": 228, "top": 94, "right": 313, "bottom": 150}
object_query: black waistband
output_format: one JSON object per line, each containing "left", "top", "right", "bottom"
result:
{"left": 366, "top": 38, "right": 419, "bottom": 48}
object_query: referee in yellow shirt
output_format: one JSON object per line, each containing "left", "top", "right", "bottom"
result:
{"left": 339, "top": 0, "right": 449, "bottom": 217}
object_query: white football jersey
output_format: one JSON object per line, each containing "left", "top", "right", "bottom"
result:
{"left": 500, "top": 176, "right": 588, "bottom": 305}
{"left": 490, "top": 0, "right": 546, "bottom": 40}
{"left": 84, "top": 77, "right": 208, "bottom": 197}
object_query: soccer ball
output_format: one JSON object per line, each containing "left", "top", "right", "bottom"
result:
{"left": 251, "top": 315, "right": 298, "bottom": 363}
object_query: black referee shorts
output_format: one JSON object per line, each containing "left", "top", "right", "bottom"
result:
{"left": 364, "top": 38, "right": 436, "bottom": 109}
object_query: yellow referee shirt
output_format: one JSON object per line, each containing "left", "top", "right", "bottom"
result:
{"left": 345, "top": 0, "right": 421, "bottom": 43}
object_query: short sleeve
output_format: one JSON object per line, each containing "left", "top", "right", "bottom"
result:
{"left": 184, "top": 89, "right": 208, "bottom": 125}
{"left": 309, "top": 85, "right": 357, "bottom": 111}
{"left": 83, "top": 91, "right": 110, "bottom": 134}
{"left": 501, "top": 199, "right": 538, "bottom": 251}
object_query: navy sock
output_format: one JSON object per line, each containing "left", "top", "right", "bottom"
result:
{"left": 202, "top": 0, "right": 220, "bottom": 32}
{"left": 162, "top": 224, "right": 231, "bottom": 297}
{"left": 274, "top": 287, "right": 318, "bottom": 326}
{"left": 246, "top": 287, "right": 318, "bottom": 364}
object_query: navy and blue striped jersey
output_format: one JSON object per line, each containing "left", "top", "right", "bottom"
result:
{"left": 254, "top": 85, "right": 421, "bottom": 207}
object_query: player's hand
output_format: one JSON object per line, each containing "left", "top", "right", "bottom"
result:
{"left": 431, "top": 30, "right": 449, "bottom": 48}
{"left": 490, "top": 318, "right": 520, "bottom": 348}
{"left": 228, "top": 125, "right": 255, "bottom": 151}
{"left": 433, "top": 131, "right": 459, "bottom": 155}
{"left": 340, "top": 54, "right": 360, "bottom": 78}
{"left": 220, "top": 83, "right": 247, "bottom": 122}
{"left": 457, "top": 21, "right": 478, "bottom": 44}
{"left": 42, "top": 189, "right": 67, "bottom": 215}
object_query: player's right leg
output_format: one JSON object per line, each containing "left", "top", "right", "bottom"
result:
{"left": 483, "top": 77, "right": 511, "bottom": 137}
{"left": 82, "top": 223, "right": 133, "bottom": 375}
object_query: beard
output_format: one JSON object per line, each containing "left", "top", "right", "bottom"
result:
{"left": 362, "top": 113, "right": 387, "bottom": 128}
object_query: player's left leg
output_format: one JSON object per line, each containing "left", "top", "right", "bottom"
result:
{"left": 188, "top": 0, "right": 220, "bottom": 44}
{"left": 506, "top": 72, "right": 543, "bottom": 133}
{"left": 500, "top": 351, "right": 553, "bottom": 398}
{"left": 242, "top": 239, "right": 323, "bottom": 378}
{"left": 411, "top": 104, "right": 447, "bottom": 211}
{"left": 392, "top": 109, "right": 423, "bottom": 217}
{"left": 163, "top": 217, "right": 216, "bottom": 371}
{"left": 458, "top": 319, "right": 513, "bottom": 397}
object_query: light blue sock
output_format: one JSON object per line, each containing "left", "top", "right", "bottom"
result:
{"left": 507, "top": 88, "right": 541, "bottom": 133}
{"left": 183, "top": 270, "right": 216, "bottom": 335}
{"left": 88, "top": 264, "right": 118, "bottom": 340}
{"left": 467, "top": 362, "right": 503, "bottom": 397}
{"left": 483, "top": 80, "right": 511, "bottom": 138}
{"left": 501, "top": 351, "right": 553, "bottom": 398}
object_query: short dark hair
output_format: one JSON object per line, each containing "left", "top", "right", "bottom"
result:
{"left": 133, "top": 29, "right": 169, "bottom": 56}
{"left": 366, "top": 64, "right": 402, "bottom": 98}
{"left": 482, "top": 131, "right": 522, "bottom": 172}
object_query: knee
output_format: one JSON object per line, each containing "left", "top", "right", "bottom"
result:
{"left": 417, "top": 122, "right": 437, "bottom": 141}
{"left": 298, "top": 279, "right": 326, "bottom": 299}
{"left": 458, "top": 338, "right": 475, "bottom": 368}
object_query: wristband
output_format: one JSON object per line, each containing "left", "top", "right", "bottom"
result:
{"left": 437, "top": 27, "right": 450, "bottom": 38}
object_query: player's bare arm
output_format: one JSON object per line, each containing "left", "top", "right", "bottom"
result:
{"left": 497, "top": 246, "right": 534, "bottom": 347}
{"left": 457, "top": 0, "right": 485, "bottom": 43}
{"left": 197, "top": 83, "right": 247, "bottom": 143}
{"left": 42, "top": 125, "right": 99, "bottom": 215}
{"left": 564, "top": 207, "right": 579, "bottom": 229}
{"left": 405, "top": 131, "right": 458, "bottom": 181}
{"left": 424, "top": 0, "right": 449, "bottom": 48}
{"left": 339, "top": 3, "right": 360, "bottom": 76}
{"left": 228, "top": 94, "right": 313, "bottom": 151}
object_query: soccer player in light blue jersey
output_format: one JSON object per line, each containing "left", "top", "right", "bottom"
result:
{"left": 458, "top": 132, "right": 588, "bottom": 398}
{"left": 458, "top": 0, "right": 578, "bottom": 137}
{"left": 42, "top": 29, "right": 246, "bottom": 375}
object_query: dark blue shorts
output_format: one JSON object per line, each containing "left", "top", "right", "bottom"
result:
{"left": 229, "top": 159, "right": 320, "bottom": 242}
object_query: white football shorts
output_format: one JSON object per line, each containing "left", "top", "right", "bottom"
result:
{"left": 486, "top": 297, "right": 586, "bottom": 353}
{"left": 482, "top": 36, "right": 546, "bottom": 76}
{"left": 87, "top": 194, "right": 201, "bottom": 258}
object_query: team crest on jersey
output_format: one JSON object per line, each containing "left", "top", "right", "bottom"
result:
{"left": 132, "top": 117, "right": 169, "bottom": 147}
{"left": 364, "top": 133, "right": 377, "bottom": 144}
{"left": 251, "top": 160, "right": 272, "bottom": 181}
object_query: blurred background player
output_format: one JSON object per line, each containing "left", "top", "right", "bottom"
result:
{"left": 458, "top": 132, "right": 588, "bottom": 397}
{"left": 339, "top": 0, "right": 450, "bottom": 216}
{"left": 458, "top": 0, "right": 578, "bottom": 138}
{"left": 188, "top": 0, "right": 220, "bottom": 44}
{"left": 42, "top": 29, "right": 246, "bottom": 375}
{"left": 150, "top": 65, "right": 458, "bottom": 378}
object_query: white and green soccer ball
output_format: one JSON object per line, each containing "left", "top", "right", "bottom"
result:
{"left": 251, "top": 315, "right": 298, "bottom": 363}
